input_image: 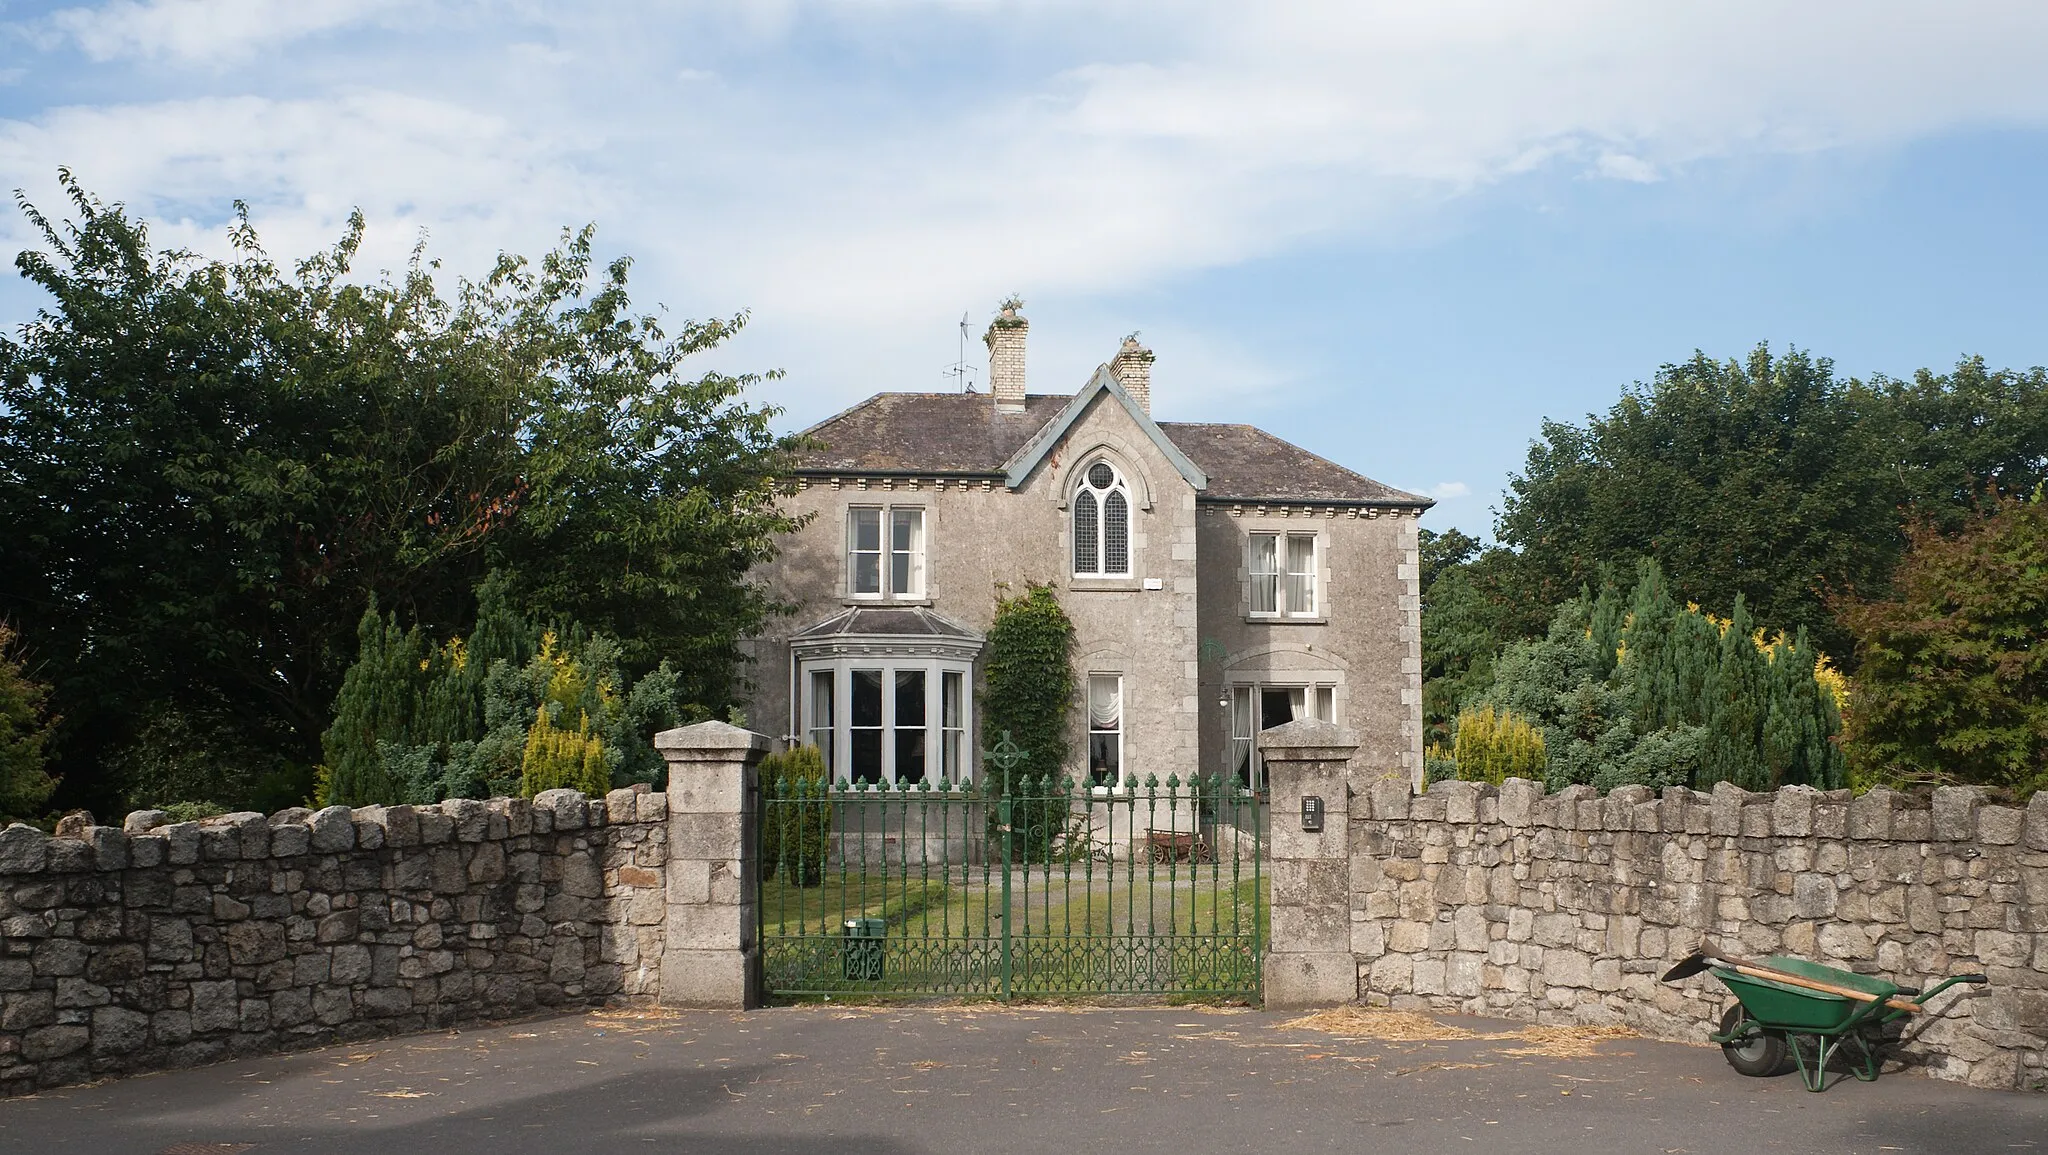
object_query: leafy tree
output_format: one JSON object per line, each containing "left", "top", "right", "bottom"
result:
{"left": 1419, "top": 533, "right": 1537, "bottom": 746}
{"left": 1837, "top": 495, "right": 2048, "bottom": 796}
{"left": 469, "top": 234, "right": 806, "bottom": 700}
{"left": 1495, "top": 345, "right": 2048, "bottom": 665}
{"left": 0, "top": 623, "right": 58, "bottom": 822}
{"left": 0, "top": 176, "right": 800, "bottom": 812}
{"left": 1878, "top": 358, "right": 2048, "bottom": 532}
{"left": 1497, "top": 345, "right": 1906, "bottom": 659}
{"left": 1419, "top": 526, "right": 1482, "bottom": 590}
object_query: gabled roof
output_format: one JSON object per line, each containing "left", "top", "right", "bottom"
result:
{"left": 1001, "top": 367, "right": 1206, "bottom": 491}
{"left": 792, "top": 381, "right": 1430, "bottom": 508}
{"left": 1158, "top": 422, "right": 1430, "bottom": 506}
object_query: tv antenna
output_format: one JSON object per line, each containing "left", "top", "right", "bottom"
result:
{"left": 944, "top": 312, "right": 978, "bottom": 392}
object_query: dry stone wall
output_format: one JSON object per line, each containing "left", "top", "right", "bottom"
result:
{"left": 0, "top": 786, "right": 668, "bottom": 1096}
{"left": 1351, "top": 777, "right": 2048, "bottom": 1090}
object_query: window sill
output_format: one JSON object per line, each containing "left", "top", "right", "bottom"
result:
{"left": 1068, "top": 578, "right": 1142, "bottom": 593}
{"left": 1244, "top": 614, "right": 1329, "bottom": 626}
{"left": 842, "top": 597, "right": 933, "bottom": 607}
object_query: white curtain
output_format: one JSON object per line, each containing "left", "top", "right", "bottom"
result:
{"left": 1285, "top": 534, "right": 1315, "bottom": 613}
{"left": 1249, "top": 535, "right": 1278, "bottom": 613}
{"left": 1089, "top": 675, "right": 1121, "bottom": 729}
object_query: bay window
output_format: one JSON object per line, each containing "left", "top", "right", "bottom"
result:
{"left": 798, "top": 656, "right": 975, "bottom": 785}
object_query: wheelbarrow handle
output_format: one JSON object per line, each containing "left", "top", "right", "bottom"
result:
{"left": 1721, "top": 962, "right": 1924, "bottom": 1014}
{"left": 1908, "top": 973, "right": 1990, "bottom": 1002}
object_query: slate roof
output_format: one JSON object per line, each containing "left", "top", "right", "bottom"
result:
{"left": 790, "top": 606, "right": 982, "bottom": 641}
{"left": 1157, "top": 422, "right": 1429, "bottom": 506}
{"left": 796, "top": 393, "right": 1070, "bottom": 474}
{"left": 795, "top": 392, "right": 1429, "bottom": 508}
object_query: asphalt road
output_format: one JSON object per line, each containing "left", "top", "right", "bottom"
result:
{"left": 2, "top": 1004, "right": 2044, "bottom": 1154}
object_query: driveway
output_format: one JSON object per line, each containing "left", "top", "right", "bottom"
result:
{"left": 1, "top": 1004, "right": 2042, "bottom": 1154}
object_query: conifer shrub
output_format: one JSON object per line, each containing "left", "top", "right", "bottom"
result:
{"left": 319, "top": 574, "right": 692, "bottom": 806}
{"left": 760, "top": 744, "right": 831, "bottom": 886}
{"left": 1423, "top": 742, "right": 1459, "bottom": 785}
{"left": 1460, "top": 559, "right": 1844, "bottom": 793}
{"left": 518, "top": 704, "right": 611, "bottom": 798}
{"left": 1450, "top": 705, "right": 1547, "bottom": 784}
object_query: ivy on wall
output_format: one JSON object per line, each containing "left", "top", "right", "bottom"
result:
{"left": 981, "top": 583, "right": 1075, "bottom": 792}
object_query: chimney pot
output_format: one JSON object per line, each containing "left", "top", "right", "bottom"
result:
{"left": 985, "top": 300, "right": 1028, "bottom": 413}
{"left": 1110, "top": 334, "right": 1154, "bottom": 416}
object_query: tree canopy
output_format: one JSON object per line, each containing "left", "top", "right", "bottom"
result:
{"left": 0, "top": 624, "right": 57, "bottom": 823}
{"left": 1836, "top": 495, "right": 2048, "bottom": 797}
{"left": 1424, "top": 343, "right": 2048, "bottom": 786}
{"left": 0, "top": 174, "right": 802, "bottom": 815}
{"left": 1495, "top": 344, "right": 2048, "bottom": 660}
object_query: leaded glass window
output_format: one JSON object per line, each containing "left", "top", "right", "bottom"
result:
{"left": 1072, "top": 461, "right": 1131, "bottom": 577}
{"left": 1073, "top": 490, "right": 1099, "bottom": 574}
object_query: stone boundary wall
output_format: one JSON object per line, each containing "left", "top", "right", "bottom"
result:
{"left": 0, "top": 786, "right": 668, "bottom": 1096}
{"left": 1351, "top": 777, "right": 2048, "bottom": 1090}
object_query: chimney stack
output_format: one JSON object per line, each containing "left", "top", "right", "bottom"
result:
{"left": 1110, "top": 333, "right": 1154, "bottom": 415}
{"left": 985, "top": 299, "right": 1028, "bottom": 413}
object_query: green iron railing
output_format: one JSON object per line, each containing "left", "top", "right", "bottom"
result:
{"left": 757, "top": 768, "right": 1265, "bottom": 1001}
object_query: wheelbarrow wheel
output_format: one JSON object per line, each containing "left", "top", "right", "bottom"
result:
{"left": 1719, "top": 1004, "right": 1792, "bottom": 1078}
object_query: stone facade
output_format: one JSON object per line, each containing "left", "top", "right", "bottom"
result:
{"left": 1348, "top": 777, "right": 2048, "bottom": 1090}
{"left": 1195, "top": 505, "right": 1421, "bottom": 790}
{"left": 749, "top": 318, "right": 1430, "bottom": 795}
{"left": 0, "top": 788, "right": 671, "bottom": 1096}
{"left": 751, "top": 388, "right": 1209, "bottom": 785}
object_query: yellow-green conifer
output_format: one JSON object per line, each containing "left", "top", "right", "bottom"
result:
{"left": 1452, "top": 705, "right": 1547, "bottom": 785}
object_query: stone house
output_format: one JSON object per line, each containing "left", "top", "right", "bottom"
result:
{"left": 740, "top": 306, "right": 1430, "bottom": 796}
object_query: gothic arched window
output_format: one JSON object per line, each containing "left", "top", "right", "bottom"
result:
{"left": 1073, "top": 460, "right": 1131, "bottom": 577}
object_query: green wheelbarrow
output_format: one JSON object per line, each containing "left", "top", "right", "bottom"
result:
{"left": 1662, "top": 939, "right": 1988, "bottom": 1093}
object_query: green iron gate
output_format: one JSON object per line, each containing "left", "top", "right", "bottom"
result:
{"left": 756, "top": 760, "right": 1265, "bottom": 1001}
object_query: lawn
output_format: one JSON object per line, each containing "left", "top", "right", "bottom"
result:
{"left": 758, "top": 870, "right": 1268, "bottom": 999}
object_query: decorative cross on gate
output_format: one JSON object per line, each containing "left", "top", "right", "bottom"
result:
{"left": 981, "top": 729, "right": 1030, "bottom": 788}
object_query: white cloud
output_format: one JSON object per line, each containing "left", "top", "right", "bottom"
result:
{"left": 6, "top": 0, "right": 2048, "bottom": 422}
{"left": 0, "top": 92, "right": 596, "bottom": 285}
{"left": 45, "top": 0, "right": 402, "bottom": 64}
{"left": 1595, "top": 153, "right": 1660, "bottom": 183}
{"left": 1423, "top": 482, "right": 1473, "bottom": 501}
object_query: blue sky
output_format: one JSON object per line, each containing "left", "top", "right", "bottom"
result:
{"left": 4, "top": 2, "right": 2048, "bottom": 538}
